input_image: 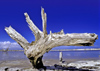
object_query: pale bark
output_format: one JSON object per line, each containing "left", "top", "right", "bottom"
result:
{"left": 5, "top": 7, "right": 98, "bottom": 69}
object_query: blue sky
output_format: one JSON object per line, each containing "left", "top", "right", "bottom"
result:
{"left": 0, "top": 0, "right": 99, "bottom": 49}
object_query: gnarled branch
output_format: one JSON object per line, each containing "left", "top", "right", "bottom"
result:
{"left": 5, "top": 26, "right": 29, "bottom": 50}
{"left": 24, "top": 13, "right": 43, "bottom": 43}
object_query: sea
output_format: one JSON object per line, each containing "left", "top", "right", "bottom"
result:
{"left": 0, "top": 50, "right": 100, "bottom": 62}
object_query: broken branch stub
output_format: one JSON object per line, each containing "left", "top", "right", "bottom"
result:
{"left": 5, "top": 7, "right": 98, "bottom": 69}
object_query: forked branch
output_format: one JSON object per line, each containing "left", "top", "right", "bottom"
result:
{"left": 41, "top": 7, "right": 47, "bottom": 37}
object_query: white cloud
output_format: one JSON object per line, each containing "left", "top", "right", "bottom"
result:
{"left": 0, "top": 41, "right": 21, "bottom": 49}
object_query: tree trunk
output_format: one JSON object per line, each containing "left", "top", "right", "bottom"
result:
{"left": 5, "top": 7, "right": 98, "bottom": 69}
{"left": 29, "top": 56, "right": 44, "bottom": 69}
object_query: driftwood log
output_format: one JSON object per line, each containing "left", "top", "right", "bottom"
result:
{"left": 5, "top": 7, "right": 98, "bottom": 69}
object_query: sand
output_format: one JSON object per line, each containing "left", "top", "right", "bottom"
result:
{"left": 0, "top": 59, "right": 100, "bottom": 71}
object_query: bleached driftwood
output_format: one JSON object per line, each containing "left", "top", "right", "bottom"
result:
{"left": 59, "top": 52, "right": 63, "bottom": 63}
{"left": 5, "top": 7, "right": 98, "bottom": 69}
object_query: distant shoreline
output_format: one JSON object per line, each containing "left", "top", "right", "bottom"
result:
{"left": 0, "top": 48, "right": 100, "bottom": 51}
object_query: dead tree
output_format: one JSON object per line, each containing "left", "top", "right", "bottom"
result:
{"left": 5, "top": 7, "right": 98, "bottom": 69}
{"left": 3, "top": 43, "right": 11, "bottom": 52}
